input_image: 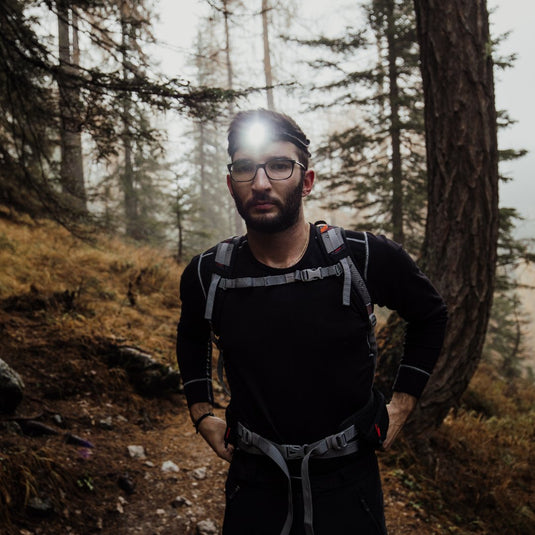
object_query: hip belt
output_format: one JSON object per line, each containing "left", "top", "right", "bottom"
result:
{"left": 234, "top": 421, "right": 360, "bottom": 535}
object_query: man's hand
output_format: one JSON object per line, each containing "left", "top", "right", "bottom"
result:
{"left": 383, "top": 392, "right": 417, "bottom": 450}
{"left": 190, "top": 402, "right": 234, "bottom": 462}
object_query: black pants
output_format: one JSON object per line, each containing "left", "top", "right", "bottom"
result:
{"left": 222, "top": 450, "right": 387, "bottom": 535}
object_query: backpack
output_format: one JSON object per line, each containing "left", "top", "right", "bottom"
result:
{"left": 196, "top": 222, "right": 378, "bottom": 394}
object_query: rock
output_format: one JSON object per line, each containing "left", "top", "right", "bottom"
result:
{"left": 118, "top": 474, "right": 136, "bottom": 494}
{"left": 107, "top": 344, "right": 182, "bottom": 397}
{"left": 192, "top": 467, "right": 207, "bottom": 480}
{"left": 0, "top": 358, "right": 24, "bottom": 413}
{"left": 161, "top": 460, "right": 179, "bottom": 473}
{"left": 127, "top": 445, "right": 146, "bottom": 459}
{"left": 53, "top": 413, "right": 64, "bottom": 426}
{"left": 0, "top": 420, "right": 22, "bottom": 435}
{"left": 27, "top": 496, "right": 54, "bottom": 517}
{"left": 171, "top": 496, "right": 192, "bottom": 508}
{"left": 196, "top": 519, "right": 218, "bottom": 534}
{"left": 99, "top": 416, "right": 113, "bottom": 429}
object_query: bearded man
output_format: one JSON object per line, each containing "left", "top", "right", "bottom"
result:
{"left": 176, "top": 109, "right": 447, "bottom": 535}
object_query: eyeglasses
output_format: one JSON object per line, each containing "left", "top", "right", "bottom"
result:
{"left": 227, "top": 158, "right": 305, "bottom": 182}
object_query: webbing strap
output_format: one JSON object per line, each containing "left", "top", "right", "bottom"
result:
{"left": 215, "top": 241, "right": 235, "bottom": 266}
{"left": 218, "top": 265, "right": 342, "bottom": 290}
{"left": 339, "top": 257, "right": 352, "bottom": 306}
{"left": 347, "top": 257, "right": 377, "bottom": 326}
{"left": 236, "top": 422, "right": 359, "bottom": 535}
{"left": 204, "top": 273, "right": 222, "bottom": 320}
{"left": 322, "top": 227, "right": 345, "bottom": 253}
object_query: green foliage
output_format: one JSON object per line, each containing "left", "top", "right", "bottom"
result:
{"left": 301, "top": 0, "right": 426, "bottom": 254}
{"left": 0, "top": 0, "right": 243, "bottom": 234}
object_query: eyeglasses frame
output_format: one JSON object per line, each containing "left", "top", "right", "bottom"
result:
{"left": 227, "top": 158, "right": 306, "bottom": 183}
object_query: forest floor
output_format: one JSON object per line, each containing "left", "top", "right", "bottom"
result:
{"left": 0, "top": 209, "right": 533, "bottom": 535}
{"left": 0, "top": 305, "right": 448, "bottom": 535}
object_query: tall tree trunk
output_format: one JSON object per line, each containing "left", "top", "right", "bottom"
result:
{"left": 261, "top": 0, "right": 275, "bottom": 110}
{"left": 222, "top": 0, "right": 242, "bottom": 234}
{"left": 407, "top": 0, "right": 499, "bottom": 435}
{"left": 57, "top": 1, "right": 86, "bottom": 213}
{"left": 385, "top": 0, "right": 404, "bottom": 244}
{"left": 120, "top": 0, "right": 138, "bottom": 239}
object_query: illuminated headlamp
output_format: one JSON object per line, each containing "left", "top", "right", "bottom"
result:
{"left": 239, "top": 119, "right": 311, "bottom": 156}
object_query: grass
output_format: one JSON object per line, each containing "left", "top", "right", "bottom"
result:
{"left": 0, "top": 208, "right": 182, "bottom": 366}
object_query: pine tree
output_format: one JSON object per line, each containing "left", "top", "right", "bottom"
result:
{"left": 407, "top": 0, "right": 500, "bottom": 435}
{"left": 301, "top": 0, "right": 426, "bottom": 253}
{"left": 56, "top": 0, "right": 86, "bottom": 214}
{"left": 0, "top": 0, "right": 240, "bottom": 231}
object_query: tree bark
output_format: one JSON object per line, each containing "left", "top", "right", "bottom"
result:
{"left": 407, "top": 0, "right": 499, "bottom": 434}
{"left": 120, "top": 0, "right": 138, "bottom": 239}
{"left": 57, "top": 1, "right": 86, "bottom": 213}
{"left": 261, "top": 0, "right": 275, "bottom": 110}
{"left": 385, "top": 0, "right": 404, "bottom": 245}
{"left": 222, "top": 0, "right": 242, "bottom": 234}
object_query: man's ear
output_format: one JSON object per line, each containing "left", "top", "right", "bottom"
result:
{"left": 226, "top": 175, "right": 234, "bottom": 197}
{"left": 302, "top": 169, "right": 315, "bottom": 197}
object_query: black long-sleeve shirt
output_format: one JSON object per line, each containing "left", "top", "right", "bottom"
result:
{"left": 176, "top": 225, "right": 447, "bottom": 444}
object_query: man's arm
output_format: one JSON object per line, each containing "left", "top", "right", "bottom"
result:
{"left": 362, "top": 234, "right": 448, "bottom": 449}
{"left": 190, "top": 402, "right": 234, "bottom": 462}
{"left": 383, "top": 391, "right": 417, "bottom": 450}
{"left": 177, "top": 256, "right": 233, "bottom": 461}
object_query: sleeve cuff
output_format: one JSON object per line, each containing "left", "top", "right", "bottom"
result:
{"left": 182, "top": 378, "right": 214, "bottom": 407}
{"left": 392, "top": 364, "right": 432, "bottom": 398}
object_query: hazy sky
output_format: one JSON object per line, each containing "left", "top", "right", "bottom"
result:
{"left": 155, "top": 0, "right": 534, "bottom": 238}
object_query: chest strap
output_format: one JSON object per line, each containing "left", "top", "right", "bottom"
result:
{"left": 204, "top": 264, "right": 342, "bottom": 321}
{"left": 235, "top": 422, "right": 359, "bottom": 535}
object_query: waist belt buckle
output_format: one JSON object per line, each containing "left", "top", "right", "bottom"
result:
{"left": 332, "top": 432, "right": 348, "bottom": 450}
{"left": 240, "top": 427, "right": 252, "bottom": 445}
{"left": 284, "top": 444, "right": 306, "bottom": 459}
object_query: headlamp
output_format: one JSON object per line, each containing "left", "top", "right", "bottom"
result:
{"left": 238, "top": 118, "right": 311, "bottom": 156}
{"left": 241, "top": 121, "right": 269, "bottom": 151}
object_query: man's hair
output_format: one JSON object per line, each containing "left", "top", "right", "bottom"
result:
{"left": 227, "top": 109, "right": 311, "bottom": 169}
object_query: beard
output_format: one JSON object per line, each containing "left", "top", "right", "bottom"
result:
{"left": 232, "top": 177, "right": 304, "bottom": 234}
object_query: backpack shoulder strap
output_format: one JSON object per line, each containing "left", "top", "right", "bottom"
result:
{"left": 202, "top": 235, "right": 245, "bottom": 322}
{"left": 314, "top": 222, "right": 376, "bottom": 329}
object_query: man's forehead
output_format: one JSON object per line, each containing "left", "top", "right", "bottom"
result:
{"left": 233, "top": 141, "right": 299, "bottom": 161}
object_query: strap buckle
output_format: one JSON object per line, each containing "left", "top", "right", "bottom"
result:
{"left": 284, "top": 444, "right": 307, "bottom": 459}
{"left": 330, "top": 431, "right": 348, "bottom": 450}
{"left": 301, "top": 268, "right": 323, "bottom": 282}
{"left": 239, "top": 427, "right": 252, "bottom": 445}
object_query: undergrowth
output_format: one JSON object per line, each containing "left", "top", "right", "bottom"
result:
{"left": 383, "top": 363, "right": 535, "bottom": 534}
{"left": 0, "top": 445, "right": 69, "bottom": 532}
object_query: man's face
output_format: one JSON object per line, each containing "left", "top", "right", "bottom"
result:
{"left": 227, "top": 141, "right": 313, "bottom": 234}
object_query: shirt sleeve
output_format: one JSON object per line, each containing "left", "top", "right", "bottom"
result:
{"left": 364, "top": 234, "right": 448, "bottom": 398}
{"left": 176, "top": 255, "right": 214, "bottom": 407}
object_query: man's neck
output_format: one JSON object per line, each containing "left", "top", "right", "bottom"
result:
{"left": 246, "top": 218, "right": 310, "bottom": 269}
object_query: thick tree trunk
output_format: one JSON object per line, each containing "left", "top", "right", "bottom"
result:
{"left": 407, "top": 0, "right": 499, "bottom": 434}
{"left": 57, "top": 1, "right": 86, "bottom": 213}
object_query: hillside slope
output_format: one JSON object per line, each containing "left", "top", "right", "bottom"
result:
{"left": 0, "top": 210, "right": 533, "bottom": 535}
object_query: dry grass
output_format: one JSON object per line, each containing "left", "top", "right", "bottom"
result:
{"left": 0, "top": 210, "right": 182, "bottom": 368}
{"left": 0, "top": 445, "right": 69, "bottom": 531}
{"left": 382, "top": 363, "right": 535, "bottom": 534}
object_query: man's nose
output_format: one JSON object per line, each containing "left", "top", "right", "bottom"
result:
{"left": 251, "top": 166, "right": 272, "bottom": 190}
